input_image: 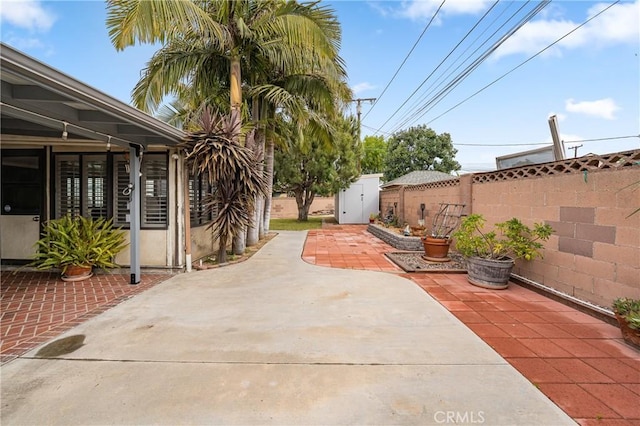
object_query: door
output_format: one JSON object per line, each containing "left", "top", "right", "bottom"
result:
{"left": 0, "top": 150, "right": 45, "bottom": 260}
{"left": 341, "top": 184, "right": 364, "bottom": 224}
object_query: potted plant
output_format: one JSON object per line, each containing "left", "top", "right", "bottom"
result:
{"left": 612, "top": 297, "right": 640, "bottom": 349}
{"left": 28, "top": 215, "right": 128, "bottom": 281}
{"left": 369, "top": 213, "right": 378, "bottom": 224}
{"left": 422, "top": 203, "right": 465, "bottom": 262}
{"left": 452, "top": 214, "right": 553, "bottom": 289}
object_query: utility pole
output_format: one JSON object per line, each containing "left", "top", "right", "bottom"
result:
{"left": 568, "top": 144, "right": 583, "bottom": 158}
{"left": 350, "top": 97, "right": 376, "bottom": 139}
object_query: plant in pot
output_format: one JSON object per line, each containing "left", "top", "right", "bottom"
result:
{"left": 452, "top": 214, "right": 553, "bottom": 289}
{"left": 369, "top": 212, "right": 378, "bottom": 224}
{"left": 28, "top": 215, "right": 128, "bottom": 281}
{"left": 612, "top": 297, "right": 640, "bottom": 349}
{"left": 422, "top": 203, "right": 465, "bottom": 262}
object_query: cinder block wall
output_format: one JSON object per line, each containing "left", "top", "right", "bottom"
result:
{"left": 380, "top": 150, "right": 640, "bottom": 308}
{"left": 270, "top": 197, "right": 335, "bottom": 219}
{"left": 472, "top": 167, "right": 639, "bottom": 307}
{"left": 403, "top": 177, "right": 471, "bottom": 229}
{"left": 380, "top": 189, "right": 400, "bottom": 218}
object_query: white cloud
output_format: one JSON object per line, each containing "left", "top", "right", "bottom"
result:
{"left": 3, "top": 33, "right": 44, "bottom": 50}
{"left": 0, "top": 0, "right": 56, "bottom": 32}
{"left": 565, "top": 98, "right": 620, "bottom": 120}
{"left": 398, "top": 0, "right": 494, "bottom": 21}
{"left": 352, "top": 82, "right": 376, "bottom": 95}
{"left": 494, "top": 0, "right": 639, "bottom": 58}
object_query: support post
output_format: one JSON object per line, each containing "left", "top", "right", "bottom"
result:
{"left": 129, "top": 146, "right": 141, "bottom": 284}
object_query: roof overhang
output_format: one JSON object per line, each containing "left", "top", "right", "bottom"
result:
{"left": 1, "top": 43, "right": 184, "bottom": 149}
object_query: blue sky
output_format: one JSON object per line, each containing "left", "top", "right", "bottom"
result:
{"left": 1, "top": 0, "right": 639, "bottom": 172}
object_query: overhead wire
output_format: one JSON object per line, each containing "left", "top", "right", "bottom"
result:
{"left": 372, "top": 0, "right": 502, "bottom": 135}
{"left": 361, "top": 0, "right": 446, "bottom": 122}
{"left": 424, "top": 0, "right": 623, "bottom": 126}
{"left": 391, "top": 1, "right": 550, "bottom": 133}
{"left": 397, "top": 1, "right": 518, "bottom": 123}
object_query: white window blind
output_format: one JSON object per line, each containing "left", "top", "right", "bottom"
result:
{"left": 55, "top": 155, "right": 81, "bottom": 218}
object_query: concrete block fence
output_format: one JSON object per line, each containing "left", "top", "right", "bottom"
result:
{"left": 380, "top": 149, "right": 640, "bottom": 309}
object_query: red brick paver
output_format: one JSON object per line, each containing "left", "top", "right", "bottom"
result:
{"left": 304, "top": 225, "right": 640, "bottom": 425}
{"left": 1, "top": 271, "right": 173, "bottom": 363}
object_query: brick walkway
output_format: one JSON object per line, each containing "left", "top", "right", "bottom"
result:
{"left": 304, "top": 225, "right": 640, "bottom": 426}
{"left": 0, "top": 271, "right": 173, "bottom": 364}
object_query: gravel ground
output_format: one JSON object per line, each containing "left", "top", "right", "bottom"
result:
{"left": 385, "top": 251, "right": 467, "bottom": 273}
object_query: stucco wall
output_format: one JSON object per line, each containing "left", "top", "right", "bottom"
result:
{"left": 379, "top": 150, "right": 640, "bottom": 309}
{"left": 115, "top": 229, "right": 168, "bottom": 267}
{"left": 190, "top": 225, "right": 216, "bottom": 261}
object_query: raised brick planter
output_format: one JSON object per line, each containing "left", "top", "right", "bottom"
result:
{"left": 367, "top": 224, "right": 423, "bottom": 251}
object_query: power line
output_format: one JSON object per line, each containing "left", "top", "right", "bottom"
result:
{"left": 562, "top": 135, "right": 640, "bottom": 144}
{"left": 425, "top": 0, "right": 622, "bottom": 126}
{"left": 394, "top": 1, "right": 518, "bottom": 128}
{"left": 391, "top": 1, "right": 550, "bottom": 133}
{"left": 362, "top": 0, "right": 446, "bottom": 122}
{"left": 455, "top": 142, "right": 550, "bottom": 146}
{"left": 372, "top": 0, "right": 501, "bottom": 135}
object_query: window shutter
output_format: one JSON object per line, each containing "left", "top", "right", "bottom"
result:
{"left": 55, "top": 155, "right": 80, "bottom": 218}
{"left": 114, "top": 156, "right": 130, "bottom": 225}
{"left": 84, "top": 156, "right": 108, "bottom": 219}
{"left": 142, "top": 155, "right": 167, "bottom": 226}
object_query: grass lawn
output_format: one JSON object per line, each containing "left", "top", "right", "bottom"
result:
{"left": 269, "top": 216, "right": 332, "bottom": 230}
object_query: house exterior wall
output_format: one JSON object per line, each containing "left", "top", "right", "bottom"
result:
{"left": 1, "top": 143, "right": 182, "bottom": 269}
{"left": 190, "top": 225, "right": 215, "bottom": 261}
{"left": 379, "top": 150, "right": 640, "bottom": 309}
{"left": 270, "top": 196, "right": 335, "bottom": 219}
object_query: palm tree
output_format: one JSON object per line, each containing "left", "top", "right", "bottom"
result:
{"left": 106, "top": 0, "right": 349, "bottom": 247}
{"left": 180, "top": 108, "right": 267, "bottom": 264}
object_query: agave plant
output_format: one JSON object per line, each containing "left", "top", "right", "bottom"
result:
{"left": 29, "top": 215, "right": 127, "bottom": 274}
{"left": 180, "top": 108, "right": 267, "bottom": 264}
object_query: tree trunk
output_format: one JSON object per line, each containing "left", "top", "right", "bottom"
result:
{"left": 229, "top": 54, "right": 246, "bottom": 254}
{"left": 256, "top": 195, "right": 264, "bottom": 239}
{"left": 246, "top": 96, "right": 262, "bottom": 246}
{"left": 232, "top": 227, "right": 246, "bottom": 255}
{"left": 229, "top": 56, "right": 242, "bottom": 142}
{"left": 294, "top": 189, "right": 314, "bottom": 221}
{"left": 263, "top": 136, "right": 275, "bottom": 233}
{"left": 218, "top": 234, "right": 228, "bottom": 264}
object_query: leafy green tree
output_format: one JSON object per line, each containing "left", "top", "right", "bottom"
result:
{"left": 383, "top": 125, "right": 461, "bottom": 181}
{"left": 361, "top": 135, "right": 386, "bottom": 174}
{"left": 274, "top": 116, "right": 361, "bottom": 221}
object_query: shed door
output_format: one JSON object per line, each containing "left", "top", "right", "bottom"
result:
{"left": 341, "top": 184, "right": 364, "bottom": 224}
{"left": 0, "top": 150, "right": 45, "bottom": 260}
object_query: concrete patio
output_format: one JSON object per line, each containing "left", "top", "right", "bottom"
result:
{"left": 1, "top": 225, "right": 638, "bottom": 425}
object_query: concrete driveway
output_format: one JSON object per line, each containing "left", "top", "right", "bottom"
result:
{"left": 0, "top": 231, "right": 574, "bottom": 425}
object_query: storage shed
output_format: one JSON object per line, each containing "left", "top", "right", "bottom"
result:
{"left": 335, "top": 174, "right": 382, "bottom": 224}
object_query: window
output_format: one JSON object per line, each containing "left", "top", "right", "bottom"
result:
{"left": 189, "top": 172, "right": 216, "bottom": 226}
{"left": 85, "top": 156, "right": 108, "bottom": 219}
{"left": 55, "top": 155, "right": 108, "bottom": 219}
{"left": 1, "top": 153, "right": 42, "bottom": 215}
{"left": 53, "top": 152, "right": 168, "bottom": 229}
{"left": 114, "top": 153, "right": 168, "bottom": 228}
{"left": 142, "top": 156, "right": 168, "bottom": 226}
{"left": 55, "top": 155, "right": 82, "bottom": 217}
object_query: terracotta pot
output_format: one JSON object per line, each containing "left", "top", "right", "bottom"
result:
{"left": 62, "top": 265, "right": 93, "bottom": 282}
{"left": 614, "top": 313, "right": 640, "bottom": 349}
{"left": 422, "top": 237, "right": 451, "bottom": 262}
{"left": 465, "top": 256, "right": 514, "bottom": 290}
